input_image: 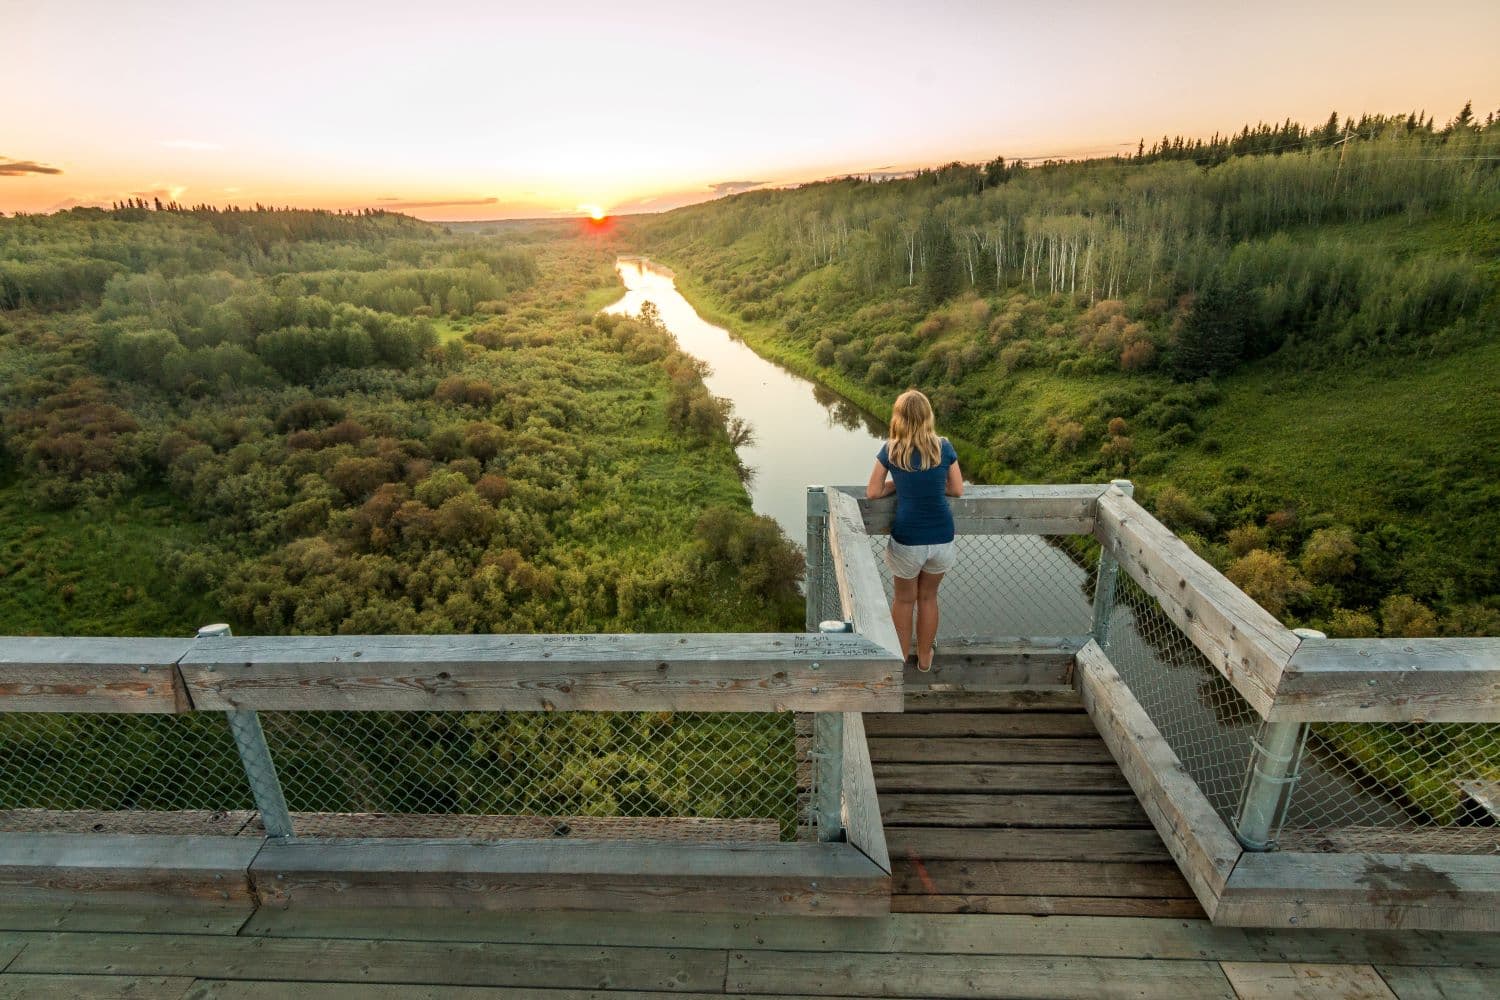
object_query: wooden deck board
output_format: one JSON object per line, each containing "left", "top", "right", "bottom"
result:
{"left": 868, "top": 737, "right": 1115, "bottom": 764}
{"left": 873, "top": 763, "right": 1131, "bottom": 793}
{"left": 0, "top": 974, "right": 195, "bottom": 999}
{"left": 1376, "top": 966, "right": 1500, "bottom": 999}
{"left": 1219, "top": 962, "right": 1397, "bottom": 999}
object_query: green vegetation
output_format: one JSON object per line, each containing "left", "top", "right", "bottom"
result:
{"left": 634, "top": 106, "right": 1500, "bottom": 640}
{"left": 0, "top": 205, "right": 802, "bottom": 831}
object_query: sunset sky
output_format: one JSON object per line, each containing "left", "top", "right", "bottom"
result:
{"left": 4, "top": 0, "right": 1497, "bottom": 221}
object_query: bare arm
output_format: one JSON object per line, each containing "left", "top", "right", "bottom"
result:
{"left": 866, "top": 460, "right": 895, "bottom": 499}
{"left": 946, "top": 460, "right": 964, "bottom": 497}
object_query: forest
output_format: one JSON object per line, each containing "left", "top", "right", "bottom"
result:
{"left": 634, "top": 105, "right": 1500, "bottom": 641}
{"left": 0, "top": 207, "right": 803, "bottom": 829}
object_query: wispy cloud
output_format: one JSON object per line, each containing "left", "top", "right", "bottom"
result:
{"left": 162, "top": 139, "right": 223, "bottom": 151}
{"left": 376, "top": 196, "right": 499, "bottom": 209}
{"left": 710, "top": 180, "right": 765, "bottom": 196}
{"left": 130, "top": 184, "right": 188, "bottom": 200}
{"left": 0, "top": 156, "right": 63, "bottom": 176}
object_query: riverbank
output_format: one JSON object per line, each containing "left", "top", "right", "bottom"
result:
{"left": 643, "top": 252, "right": 1002, "bottom": 485}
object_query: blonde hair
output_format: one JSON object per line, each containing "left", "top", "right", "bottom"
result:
{"left": 887, "top": 389, "right": 942, "bottom": 472}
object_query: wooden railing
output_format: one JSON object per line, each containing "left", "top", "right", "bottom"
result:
{"left": 823, "top": 481, "right": 1500, "bottom": 932}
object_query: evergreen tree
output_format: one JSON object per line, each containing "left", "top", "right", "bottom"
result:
{"left": 921, "top": 223, "right": 961, "bottom": 307}
{"left": 1172, "top": 278, "right": 1255, "bottom": 381}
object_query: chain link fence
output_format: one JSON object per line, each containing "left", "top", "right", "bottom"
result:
{"left": 0, "top": 709, "right": 802, "bottom": 842}
{"left": 1100, "top": 575, "right": 1500, "bottom": 854}
{"left": 815, "top": 520, "right": 1099, "bottom": 641}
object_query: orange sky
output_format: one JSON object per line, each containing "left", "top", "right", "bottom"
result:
{"left": 3, "top": 0, "right": 1497, "bottom": 220}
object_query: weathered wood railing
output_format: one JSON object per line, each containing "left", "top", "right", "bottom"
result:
{"left": 0, "top": 627, "right": 902, "bottom": 918}
{"left": 815, "top": 482, "right": 1500, "bottom": 933}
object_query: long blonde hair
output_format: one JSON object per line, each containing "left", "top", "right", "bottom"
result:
{"left": 887, "top": 389, "right": 942, "bottom": 472}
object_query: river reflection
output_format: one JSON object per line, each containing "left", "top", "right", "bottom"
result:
{"left": 605, "top": 257, "right": 888, "bottom": 540}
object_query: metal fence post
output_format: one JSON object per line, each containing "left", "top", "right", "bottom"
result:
{"left": 1090, "top": 479, "right": 1134, "bottom": 646}
{"left": 198, "top": 623, "right": 294, "bottom": 838}
{"left": 806, "top": 486, "right": 829, "bottom": 632}
{"left": 1234, "top": 627, "right": 1322, "bottom": 851}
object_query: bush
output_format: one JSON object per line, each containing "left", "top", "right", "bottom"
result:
{"left": 1151, "top": 485, "right": 1215, "bottom": 533}
{"left": 1326, "top": 608, "right": 1380, "bottom": 638}
{"left": 1300, "top": 527, "right": 1358, "bottom": 582}
{"left": 1226, "top": 549, "right": 1310, "bottom": 617}
{"left": 1379, "top": 594, "right": 1438, "bottom": 637}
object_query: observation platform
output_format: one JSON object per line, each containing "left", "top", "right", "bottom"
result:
{"left": 1, "top": 483, "right": 1498, "bottom": 996}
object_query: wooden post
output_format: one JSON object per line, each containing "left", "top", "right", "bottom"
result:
{"left": 1090, "top": 479, "right": 1134, "bottom": 646}
{"left": 1234, "top": 627, "right": 1321, "bottom": 851}
{"left": 199, "top": 624, "right": 294, "bottom": 839}
{"left": 805, "top": 486, "right": 829, "bottom": 634}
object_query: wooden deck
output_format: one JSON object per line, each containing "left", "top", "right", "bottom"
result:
{"left": 873, "top": 677, "right": 1203, "bottom": 919}
{"left": 0, "top": 900, "right": 1495, "bottom": 998}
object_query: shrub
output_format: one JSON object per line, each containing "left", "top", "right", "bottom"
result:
{"left": 1226, "top": 523, "right": 1269, "bottom": 557}
{"left": 1380, "top": 594, "right": 1438, "bottom": 637}
{"left": 1226, "top": 549, "right": 1310, "bottom": 617}
{"left": 1326, "top": 608, "right": 1380, "bottom": 638}
{"left": 1151, "top": 485, "right": 1215, "bottom": 533}
{"left": 1300, "top": 527, "right": 1358, "bottom": 583}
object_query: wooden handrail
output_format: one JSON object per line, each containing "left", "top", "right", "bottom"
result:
{"left": 825, "top": 489, "right": 904, "bottom": 659}
{"left": 834, "top": 483, "right": 1107, "bottom": 536}
{"left": 0, "top": 632, "right": 902, "bottom": 714}
{"left": 1271, "top": 637, "right": 1500, "bottom": 723}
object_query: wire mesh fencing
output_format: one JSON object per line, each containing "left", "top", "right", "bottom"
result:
{"left": 1100, "top": 575, "right": 1500, "bottom": 854}
{"left": 814, "top": 517, "right": 1099, "bottom": 640}
{"left": 0, "top": 708, "right": 802, "bottom": 842}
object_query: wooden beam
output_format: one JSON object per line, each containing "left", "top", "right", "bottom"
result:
{"left": 0, "top": 638, "right": 193, "bottom": 713}
{"left": 1093, "top": 489, "right": 1299, "bottom": 717}
{"left": 835, "top": 484, "right": 1108, "bottom": 536}
{"left": 841, "top": 712, "right": 889, "bottom": 873}
{"left": 1271, "top": 637, "right": 1500, "bottom": 722}
{"left": 909, "top": 636, "right": 1087, "bottom": 687}
{"left": 0, "top": 833, "right": 261, "bottom": 913}
{"left": 1216, "top": 852, "right": 1500, "bottom": 932}
{"left": 250, "top": 837, "right": 889, "bottom": 917}
{"left": 1074, "top": 641, "right": 1243, "bottom": 920}
{"left": 825, "top": 489, "right": 904, "bottom": 659}
{"left": 175, "top": 632, "right": 901, "bottom": 713}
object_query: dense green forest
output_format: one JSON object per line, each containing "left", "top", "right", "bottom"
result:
{"left": 635, "top": 106, "right": 1500, "bottom": 639}
{"left": 0, "top": 207, "right": 806, "bottom": 828}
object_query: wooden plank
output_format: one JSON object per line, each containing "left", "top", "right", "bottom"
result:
{"left": 902, "top": 686, "right": 1084, "bottom": 712}
{"left": 1277, "top": 827, "right": 1500, "bottom": 855}
{"left": 864, "top": 712, "right": 1099, "bottom": 738}
{"left": 1217, "top": 852, "right": 1500, "bottom": 932}
{"left": 176, "top": 632, "right": 901, "bottom": 713}
{"left": 236, "top": 907, "right": 1500, "bottom": 966}
{"left": 0, "top": 974, "right": 195, "bottom": 999}
{"left": 0, "top": 902, "right": 249, "bottom": 935}
{"left": 910, "top": 638, "right": 1086, "bottom": 687}
{"left": 0, "top": 834, "right": 261, "bottom": 913}
{"left": 184, "top": 985, "right": 861, "bottom": 1000}
{"left": 873, "top": 763, "right": 1131, "bottom": 794}
{"left": 842, "top": 483, "right": 1109, "bottom": 536}
{"left": 825, "top": 489, "right": 904, "bottom": 658}
{"left": 1458, "top": 780, "right": 1500, "bottom": 822}
{"left": 1075, "top": 640, "right": 1244, "bottom": 920}
{"left": 728, "top": 950, "right": 1236, "bottom": 999}
{"left": 840, "top": 712, "right": 889, "bottom": 873}
{"left": 880, "top": 794, "right": 1150, "bottom": 828}
{"left": 239, "top": 812, "right": 779, "bottom": 843}
{"left": 1093, "top": 489, "right": 1299, "bottom": 716}
{"left": 0, "top": 810, "right": 254, "bottom": 838}
{"left": 891, "top": 859, "right": 1195, "bottom": 898}
{"left": 888, "top": 827, "right": 1171, "bottom": 862}
{"left": 250, "top": 837, "right": 889, "bottom": 917}
{"left": 8, "top": 933, "right": 728, "bottom": 992}
{"left": 869, "top": 736, "right": 1113, "bottom": 764}
{"left": 891, "top": 894, "right": 1207, "bottom": 918}
{"left": 1220, "top": 962, "right": 1398, "bottom": 1000}
{"left": 1272, "top": 638, "right": 1500, "bottom": 723}
{"left": 1377, "top": 966, "right": 1500, "bottom": 999}
{"left": 0, "top": 638, "right": 192, "bottom": 713}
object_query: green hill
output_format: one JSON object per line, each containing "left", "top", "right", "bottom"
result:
{"left": 633, "top": 107, "right": 1500, "bottom": 637}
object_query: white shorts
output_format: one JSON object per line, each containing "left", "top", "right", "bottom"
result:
{"left": 885, "top": 540, "right": 956, "bottom": 579}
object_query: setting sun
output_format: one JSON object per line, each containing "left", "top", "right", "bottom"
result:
{"left": 578, "top": 203, "right": 606, "bottom": 221}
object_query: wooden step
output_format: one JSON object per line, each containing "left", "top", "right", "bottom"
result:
{"left": 868, "top": 737, "right": 1114, "bottom": 764}
{"left": 892, "top": 859, "right": 1196, "bottom": 898}
{"left": 864, "top": 713, "right": 1100, "bottom": 739}
{"left": 902, "top": 685, "right": 1083, "bottom": 712}
{"left": 891, "top": 894, "right": 1208, "bottom": 918}
{"left": 880, "top": 794, "right": 1150, "bottom": 828}
{"left": 887, "top": 827, "right": 1172, "bottom": 862}
{"left": 873, "top": 763, "right": 1131, "bottom": 794}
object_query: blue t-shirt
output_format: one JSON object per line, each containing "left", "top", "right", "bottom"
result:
{"left": 877, "top": 438, "right": 958, "bottom": 545}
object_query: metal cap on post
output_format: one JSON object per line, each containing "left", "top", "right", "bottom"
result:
{"left": 198, "top": 623, "right": 295, "bottom": 839}
{"left": 1090, "top": 480, "right": 1134, "bottom": 647}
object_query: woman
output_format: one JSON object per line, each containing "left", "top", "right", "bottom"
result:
{"left": 866, "top": 389, "right": 963, "bottom": 672}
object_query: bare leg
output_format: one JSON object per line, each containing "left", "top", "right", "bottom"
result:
{"left": 890, "top": 575, "right": 918, "bottom": 661}
{"left": 915, "top": 571, "right": 944, "bottom": 671}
